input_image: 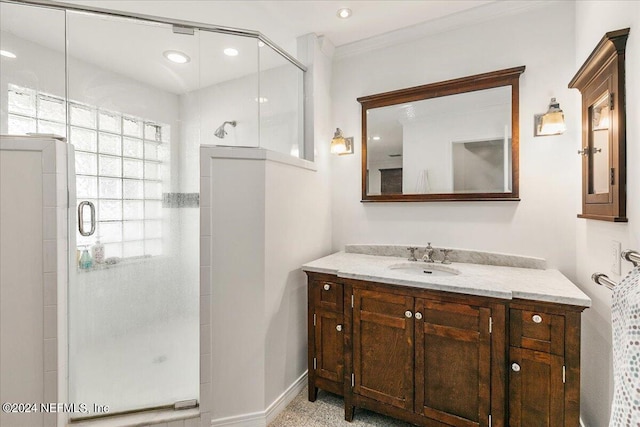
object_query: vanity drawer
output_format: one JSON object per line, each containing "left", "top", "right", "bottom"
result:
{"left": 510, "top": 309, "right": 565, "bottom": 356}
{"left": 312, "top": 280, "right": 344, "bottom": 312}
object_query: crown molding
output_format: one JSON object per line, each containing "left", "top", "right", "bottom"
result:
{"left": 333, "top": 1, "right": 552, "bottom": 61}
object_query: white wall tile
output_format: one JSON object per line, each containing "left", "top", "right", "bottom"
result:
{"left": 200, "top": 236, "right": 211, "bottom": 267}
{"left": 199, "top": 208, "right": 211, "bottom": 237}
{"left": 44, "top": 338, "right": 57, "bottom": 372}
{"left": 43, "top": 305, "right": 57, "bottom": 339}
{"left": 43, "top": 174, "right": 57, "bottom": 208}
{"left": 43, "top": 239, "right": 57, "bottom": 273}
{"left": 200, "top": 353, "right": 211, "bottom": 385}
{"left": 44, "top": 272, "right": 57, "bottom": 306}
{"left": 42, "top": 144, "right": 56, "bottom": 174}
{"left": 200, "top": 267, "right": 211, "bottom": 296}
{"left": 200, "top": 324, "right": 211, "bottom": 355}
{"left": 199, "top": 177, "right": 210, "bottom": 208}
{"left": 44, "top": 371, "right": 57, "bottom": 402}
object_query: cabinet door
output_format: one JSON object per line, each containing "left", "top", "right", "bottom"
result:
{"left": 509, "top": 347, "right": 564, "bottom": 427}
{"left": 352, "top": 288, "right": 414, "bottom": 411}
{"left": 414, "top": 299, "right": 491, "bottom": 427}
{"left": 314, "top": 310, "right": 344, "bottom": 384}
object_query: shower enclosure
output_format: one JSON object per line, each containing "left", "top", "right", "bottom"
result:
{"left": 1, "top": 0, "right": 304, "bottom": 420}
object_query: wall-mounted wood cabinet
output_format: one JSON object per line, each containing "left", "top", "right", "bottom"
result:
{"left": 306, "top": 272, "right": 585, "bottom": 427}
{"left": 569, "top": 28, "right": 629, "bottom": 222}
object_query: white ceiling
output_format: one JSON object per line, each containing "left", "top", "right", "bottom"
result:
{"left": 1, "top": 0, "right": 496, "bottom": 95}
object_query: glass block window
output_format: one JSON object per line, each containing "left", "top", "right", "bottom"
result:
{"left": 7, "top": 84, "right": 169, "bottom": 259}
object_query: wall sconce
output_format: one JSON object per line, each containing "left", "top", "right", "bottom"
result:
{"left": 534, "top": 97, "right": 566, "bottom": 136}
{"left": 330, "top": 128, "right": 354, "bottom": 155}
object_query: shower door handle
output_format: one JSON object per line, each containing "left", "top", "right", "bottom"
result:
{"left": 78, "top": 201, "right": 96, "bottom": 236}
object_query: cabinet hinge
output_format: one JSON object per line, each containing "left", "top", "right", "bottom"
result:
{"left": 313, "top": 357, "right": 317, "bottom": 370}
{"left": 489, "top": 414, "right": 492, "bottom": 427}
{"left": 351, "top": 373, "right": 355, "bottom": 387}
{"left": 489, "top": 317, "right": 493, "bottom": 334}
{"left": 313, "top": 313, "right": 316, "bottom": 326}
{"left": 610, "top": 93, "right": 615, "bottom": 110}
{"left": 611, "top": 168, "right": 615, "bottom": 185}
{"left": 563, "top": 365, "right": 566, "bottom": 384}
{"left": 351, "top": 294, "right": 354, "bottom": 309}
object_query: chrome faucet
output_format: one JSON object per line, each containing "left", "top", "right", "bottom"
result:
{"left": 422, "top": 242, "right": 434, "bottom": 263}
{"left": 407, "top": 247, "right": 418, "bottom": 261}
{"left": 441, "top": 249, "right": 453, "bottom": 264}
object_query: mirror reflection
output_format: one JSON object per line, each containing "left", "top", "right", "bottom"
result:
{"left": 589, "top": 92, "right": 610, "bottom": 195}
{"left": 366, "top": 86, "right": 512, "bottom": 196}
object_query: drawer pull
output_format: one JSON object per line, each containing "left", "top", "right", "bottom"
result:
{"left": 532, "top": 314, "right": 543, "bottom": 324}
{"left": 336, "top": 324, "right": 343, "bottom": 332}
{"left": 405, "top": 311, "right": 413, "bottom": 318}
{"left": 323, "top": 283, "right": 331, "bottom": 291}
{"left": 415, "top": 312, "right": 423, "bottom": 320}
{"left": 511, "top": 363, "right": 521, "bottom": 372}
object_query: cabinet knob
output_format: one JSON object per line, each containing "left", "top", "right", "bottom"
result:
{"left": 511, "top": 363, "right": 521, "bottom": 372}
{"left": 336, "top": 324, "right": 342, "bottom": 332}
{"left": 532, "top": 314, "right": 543, "bottom": 324}
{"left": 415, "top": 312, "right": 423, "bottom": 320}
{"left": 323, "top": 283, "right": 331, "bottom": 291}
{"left": 405, "top": 311, "right": 413, "bottom": 318}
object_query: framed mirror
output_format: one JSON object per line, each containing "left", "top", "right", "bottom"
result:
{"left": 569, "top": 28, "right": 629, "bottom": 222}
{"left": 358, "top": 66, "right": 525, "bottom": 202}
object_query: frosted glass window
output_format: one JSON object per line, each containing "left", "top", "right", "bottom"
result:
{"left": 145, "top": 201, "right": 162, "bottom": 219}
{"left": 103, "top": 242, "right": 122, "bottom": 258}
{"left": 75, "top": 152, "right": 98, "bottom": 175}
{"left": 76, "top": 176, "right": 98, "bottom": 198}
{"left": 99, "top": 177, "right": 122, "bottom": 199}
{"left": 145, "top": 162, "right": 159, "bottom": 180}
{"left": 98, "top": 222, "right": 122, "bottom": 243}
{"left": 99, "top": 133, "right": 122, "bottom": 156}
{"left": 123, "top": 180, "right": 144, "bottom": 199}
{"left": 123, "top": 137, "right": 143, "bottom": 158}
{"left": 123, "top": 159, "right": 143, "bottom": 179}
{"left": 123, "top": 201, "right": 144, "bottom": 220}
{"left": 145, "top": 221, "right": 162, "bottom": 239}
{"left": 123, "top": 221, "right": 144, "bottom": 241}
{"left": 38, "top": 95, "right": 66, "bottom": 122}
{"left": 123, "top": 241, "right": 144, "bottom": 257}
{"left": 123, "top": 117, "right": 142, "bottom": 137}
{"left": 145, "top": 182, "right": 162, "bottom": 199}
{"left": 99, "top": 155, "right": 122, "bottom": 177}
{"left": 146, "top": 239, "right": 162, "bottom": 256}
{"left": 70, "top": 103, "right": 97, "bottom": 128}
{"left": 70, "top": 127, "right": 97, "bottom": 152}
{"left": 99, "top": 200, "right": 122, "bottom": 221}
{"left": 38, "top": 120, "right": 66, "bottom": 136}
{"left": 144, "top": 142, "right": 158, "bottom": 160}
{"left": 6, "top": 84, "right": 168, "bottom": 260}
{"left": 8, "top": 114, "right": 36, "bottom": 135}
{"left": 99, "top": 111, "right": 122, "bottom": 133}
{"left": 8, "top": 85, "right": 36, "bottom": 115}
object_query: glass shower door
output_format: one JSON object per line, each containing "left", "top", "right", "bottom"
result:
{"left": 66, "top": 11, "right": 200, "bottom": 417}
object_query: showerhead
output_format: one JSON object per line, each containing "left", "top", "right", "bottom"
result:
{"left": 214, "top": 120, "right": 237, "bottom": 139}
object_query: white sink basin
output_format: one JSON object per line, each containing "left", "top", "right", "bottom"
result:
{"left": 388, "top": 262, "right": 460, "bottom": 277}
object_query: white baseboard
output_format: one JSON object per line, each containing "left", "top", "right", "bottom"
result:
{"left": 210, "top": 371, "right": 308, "bottom": 427}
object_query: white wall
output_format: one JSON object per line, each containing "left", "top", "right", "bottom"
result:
{"left": 573, "top": 2, "right": 640, "bottom": 426}
{"left": 330, "top": 2, "right": 579, "bottom": 278}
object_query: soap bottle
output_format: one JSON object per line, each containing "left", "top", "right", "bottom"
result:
{"left": 79, "top": 247, "right": 93, "bottom": 270}
{"left": 92, "top": 238, "right": 105, "bottom": 264}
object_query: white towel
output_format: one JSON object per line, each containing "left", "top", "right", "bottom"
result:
{"left": 610, "top": 265, "right": 640, "bottom": 427}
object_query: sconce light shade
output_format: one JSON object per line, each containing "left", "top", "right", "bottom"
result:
{"left": 535, "top": 97, "right": 566, "bottom": 136}
{"left": 330, "top": 128, "right": 354, "bottom": 155}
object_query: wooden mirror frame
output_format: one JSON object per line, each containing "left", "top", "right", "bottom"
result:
{"left": 358, "top": 66, "right": 525, "bottom": 202}
{"left": 569, "top": 28, "right": 629, "bottom": 222}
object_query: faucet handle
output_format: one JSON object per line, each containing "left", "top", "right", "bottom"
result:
{"left": 407, "top": 247, "right": 418, "bottom": 261}
{"left": 441, "top": 249, "right": 453, "bottom": 265}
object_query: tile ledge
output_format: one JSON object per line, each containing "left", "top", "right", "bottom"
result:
{"left": 68, "top": 408, "right": 199, "bottom": 427}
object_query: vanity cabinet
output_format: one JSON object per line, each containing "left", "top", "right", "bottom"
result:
{"left": 306, "top": 271, "right": 585, "bottom": 427}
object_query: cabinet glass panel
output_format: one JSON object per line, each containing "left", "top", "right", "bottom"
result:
{"left": 588, "top": 92, "right": 610, "bottom": 195}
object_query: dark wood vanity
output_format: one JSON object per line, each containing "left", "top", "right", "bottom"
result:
{"left": 306, "top": 271, "right": 586, "bottom": 427}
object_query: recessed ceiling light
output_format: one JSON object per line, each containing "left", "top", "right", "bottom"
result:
{"left": 337, "top": 8, "right": 352, "bottom": 19}
{"left": 258, "top": 41, "right": 265, "bottom": 48}
{"left": 224, "top": 47, "right": 239, "bottom": 57}
{"left": 255, "top": 97, "right": 269, "bottom": 104}
{"left": 0, "top": 50, "right": 17, "bottom": 59}
{"left": 163, "top": 50, "right": 190, "bottom": 64}
{"left": 372, "top": 136, "right": 381, "bottom": 141}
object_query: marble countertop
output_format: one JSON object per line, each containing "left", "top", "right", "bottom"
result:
{"left": 302, "top": 252, "right": 591, "bottom": 307}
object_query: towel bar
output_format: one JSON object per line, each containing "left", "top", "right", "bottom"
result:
{"left": 622, "top": 249, "right": 640, "bottom": 267}
{"left": 592, "top": 272, "right": 617, "bottom": 290}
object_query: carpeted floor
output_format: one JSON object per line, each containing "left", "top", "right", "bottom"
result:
{"left": 269, "top": 386, "right": 412, "bottom": 427}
